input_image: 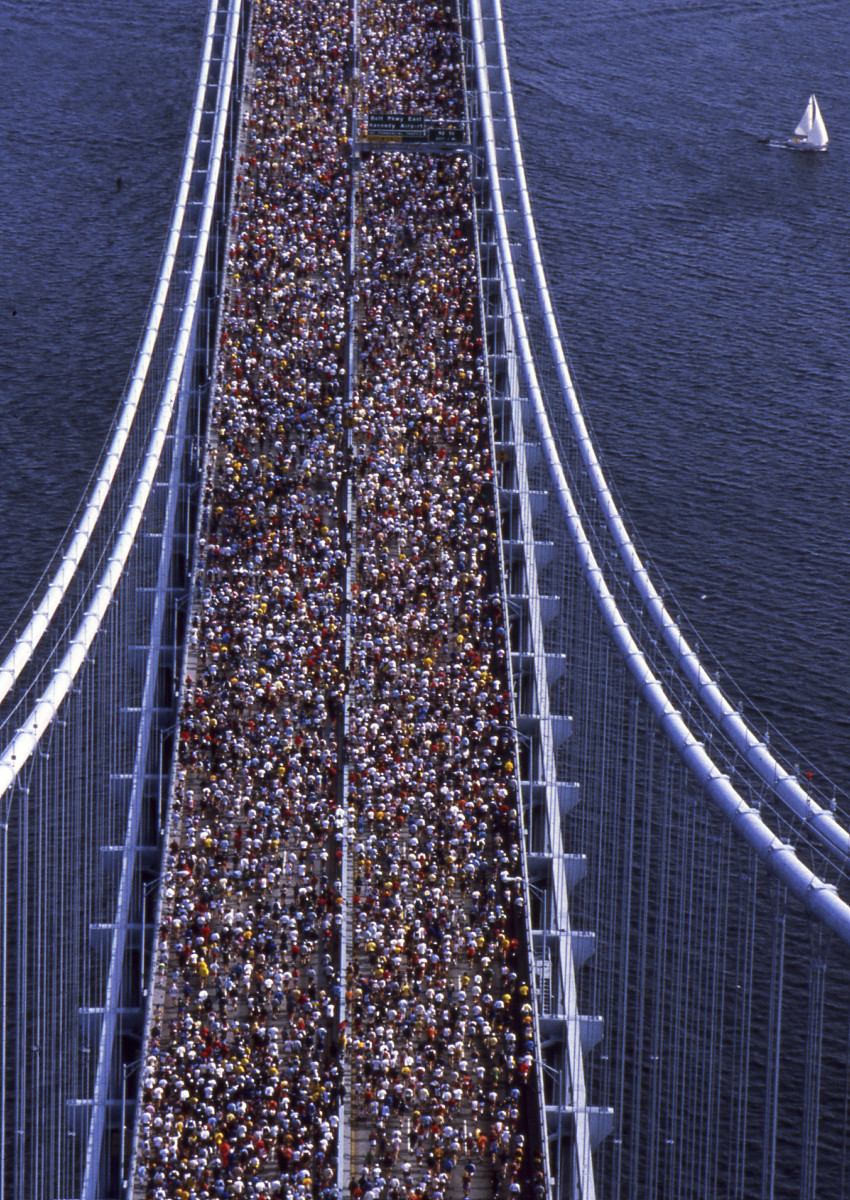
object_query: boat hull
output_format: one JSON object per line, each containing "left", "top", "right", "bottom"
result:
{"left": 785, "top": 141, "right": 828, "bottom": 152}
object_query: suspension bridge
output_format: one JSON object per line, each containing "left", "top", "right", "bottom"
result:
{"left": 1, "top": 2, "right": 849, "bottom": 1199}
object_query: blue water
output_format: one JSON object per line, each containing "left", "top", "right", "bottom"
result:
{"left": 501, "top": 0, "right": 850, "bottom": 794}
{"left": 0, "top": 0, "right": 207, "bottom": 630}
{"left": 5, "top": 0, "right": 844, "bottom": 794}
{"left": 0, "top": 0, "right": 847, "bottom": 1194}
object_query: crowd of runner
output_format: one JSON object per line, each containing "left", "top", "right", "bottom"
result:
{"left": 135, "top": 3, "right": 543, "bottom": 1199}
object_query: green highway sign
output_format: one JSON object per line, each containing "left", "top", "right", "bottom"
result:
{"left": 367, "top": 114, "right": 426, "bottom": 142}
{"left": 366, "top": 114, "right": 467, "bottom": 146}
{"left": 428, "top": 121, "right": 465, "bottom": 143}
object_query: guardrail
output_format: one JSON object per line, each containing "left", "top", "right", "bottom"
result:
{"left": 461, "top": 32, "right": 563, "bottom": 1200}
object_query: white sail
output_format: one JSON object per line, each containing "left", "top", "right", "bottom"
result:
{"left": 808, "top": 95, "right": 829, "bottom": 149}
{"left": 794, "top": 95, "right": 815, "bottom": 139}
{"left": 788, "top": 94, "right": 828, "bottom": 151}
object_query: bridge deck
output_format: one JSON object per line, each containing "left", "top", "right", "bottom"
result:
{"left": 132, "top": 1, "right": 546, "bottom": 1197}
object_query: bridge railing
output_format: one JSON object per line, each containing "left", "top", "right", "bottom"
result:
{"left": 0, "top": 2, "right": 248, "bottom": 1197}
{"left": 460, "top": 26, "right": 566, "bottom": 1200}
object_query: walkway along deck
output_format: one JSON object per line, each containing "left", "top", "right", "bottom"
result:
{"left": 129, "top": 1, "right": 585, "bottom": 1199}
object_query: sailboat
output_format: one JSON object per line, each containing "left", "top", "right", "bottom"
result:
{"left": 787, "top": 94, "right": 828, "bottom": 152}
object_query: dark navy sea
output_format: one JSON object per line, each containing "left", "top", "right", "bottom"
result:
{"left": 0, "top": 0, "right": 207, "bottom": 630}
{"left": 501, "top": 0, "right": 850, "bottom": 795}
{"left": 0, "top": 0, "right": 848, "bottom": 799}
{"left": 0, "top": 3, "right": 847, "bottom": 1197}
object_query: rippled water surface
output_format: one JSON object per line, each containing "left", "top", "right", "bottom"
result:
{"left": 0, "top": 3, "right": 848, "bottom": 1197}
{"left": 0, "top": 0, "right": 848, "bottom": 792}
{"left": 0, "top": 0, "right": 207, "bottom": 627}
{"left": 501, "top": 0, "right": 850, "bottom": 791}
